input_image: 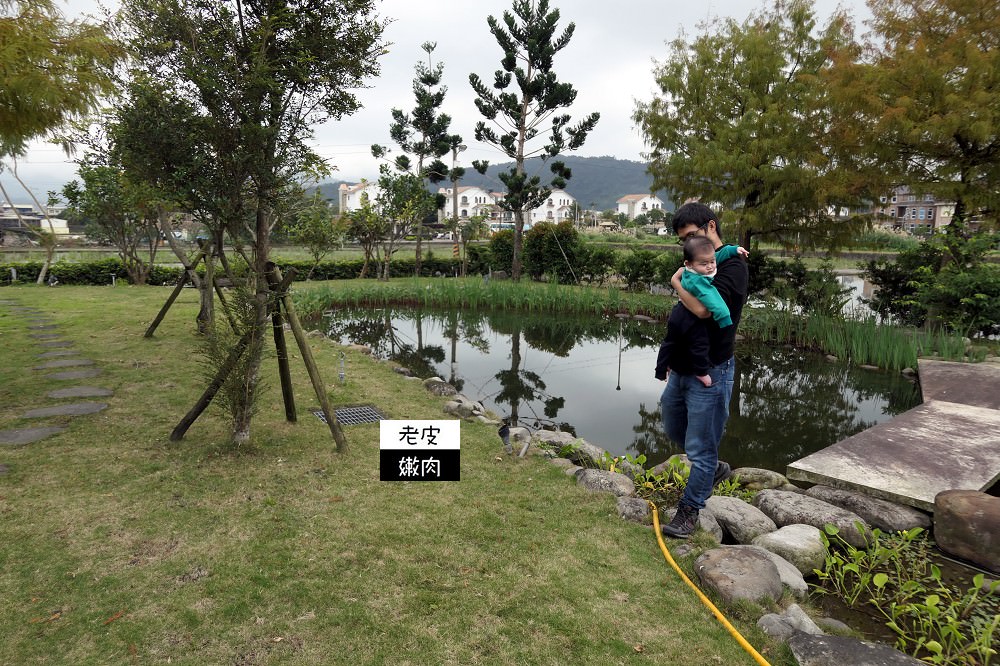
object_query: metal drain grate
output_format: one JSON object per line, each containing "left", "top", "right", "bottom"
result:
{"left": 313, "top": 405, "right": 385, "bottom": 426}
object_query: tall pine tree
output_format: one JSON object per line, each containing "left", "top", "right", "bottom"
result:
{"left": 372, "top": 42, "right": 459, "bottom": 276}
{"left": 469, "top": 0, "right": 599, "bottom": 281}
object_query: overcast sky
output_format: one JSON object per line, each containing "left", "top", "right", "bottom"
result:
{"left": 5, "top": 0, "right": 872, "bottom": 202}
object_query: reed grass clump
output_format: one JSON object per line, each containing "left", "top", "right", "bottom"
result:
{"left": 293, "top": 277, "right": 675, "bottom": 320}
{"left": 740, "top": 309, "right": 973, "bottom": 370}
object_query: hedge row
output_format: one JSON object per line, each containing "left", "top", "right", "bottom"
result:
{"left": 1, "top": 255, "right": 478, "bottom": 287}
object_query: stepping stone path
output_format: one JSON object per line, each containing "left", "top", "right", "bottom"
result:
{"left": 0, "top": 300, "right": 114, "bottom": 452}
{"left": 34, "top": 359, "right": 95, "bottom": 370}
{"left": 22, "top": 402, "right": 108, "bottom": 419}
{"left": 0, "top": 427, "right": 67, "bottom": 446}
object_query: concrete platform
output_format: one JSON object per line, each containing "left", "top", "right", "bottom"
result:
{"left": 787, "top": 359, "right": 1000, "bottom": 511}
{"left": 917, "top": 359, "right": 1000, "bottom": 409}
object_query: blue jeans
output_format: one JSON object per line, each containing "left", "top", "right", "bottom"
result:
{"left": 660, "top": 357, "right": 735, "bottom": 511}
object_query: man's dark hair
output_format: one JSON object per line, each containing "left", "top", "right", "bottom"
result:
{"left": 683, "top": 235, "right": 716, "bottom": 262}
{"left": 672, "top": 202, "right": 722, "bottom": 236}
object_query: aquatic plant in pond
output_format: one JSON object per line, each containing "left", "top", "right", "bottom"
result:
{"left": 320, "top": 307, "right": 921, "bottom": 470}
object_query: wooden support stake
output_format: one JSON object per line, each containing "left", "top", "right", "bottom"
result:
{"left": 169, "top": 328, "right": 253, "bottom": 441}
{"left": 145, "top": 271, "right": 189, "bottom": 338}
{"left": 265, "top": 263, "right": 347, "bottom": 451}
{"left": 144, "top": 247, "right": 208, "bottom": 338}
{"left": 266, "top": 266, "right": 297, "bottom": 422}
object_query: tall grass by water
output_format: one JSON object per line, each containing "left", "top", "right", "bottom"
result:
{"left": 294, "top": 277, "right": 675, "bottom": 320}
{"left": 295, "top": 278, "right": 978, "bottom": 372}
{"left": 740, "top": 309, "right": 977, "bottom": 370}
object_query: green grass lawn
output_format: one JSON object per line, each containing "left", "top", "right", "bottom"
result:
{"left": 0, "top": 284, "right": 791, "bottom": 665}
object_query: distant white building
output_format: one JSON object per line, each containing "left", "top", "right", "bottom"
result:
{"left": 616, "top": 194, "right": 664, "bottom": 221}
{"left": 437, "top": 185, "right": 576, "bottom": 228}
{"left": 338, "top": 181, "right": 381, "bottom": 214}
{"left": 528, "top": 189, "right": 576, "bottom": 224}
{"left": 438, "top": 185, "right": 497, "bottom": 221}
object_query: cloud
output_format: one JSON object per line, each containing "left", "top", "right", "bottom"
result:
{"left": 7, "top": 0, "right": 870, "bottom": 200}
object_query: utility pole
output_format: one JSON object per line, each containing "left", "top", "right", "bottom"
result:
{"left": 451, "top": 142, "right": 467, "bottom": 237}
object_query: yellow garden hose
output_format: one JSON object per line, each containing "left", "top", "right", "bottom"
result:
{"left": 648, "top": 500, "right": 772, "bottom": 666}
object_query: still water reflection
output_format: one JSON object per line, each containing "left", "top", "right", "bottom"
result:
{"left": 322, "top": 307, "right": 921, "bottom": 471}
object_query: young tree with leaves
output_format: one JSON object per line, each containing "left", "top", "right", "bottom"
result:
{"left": 344, "top": 190, "right": 383, "bottom": 278}
{"left": 289, "top": 189, "right": 344, "bottom": 279}
{"left": 373, "top": 166, "right": 436, "bottom": 280}
{"left": 107, "top": 77, "right": 253, "bottom": 333}
{"left": 469, "top": 0, "right": 599, "bottom": 281}
{"left": 634, "top": 0, "right": 866, "bottom": 250}
{"left": 121, "top": 0, "right": 387, "bottom": 446}
{"left": 372, "top": 42, "right": 460, "bottom": 276}
{"left": 62, "top": 162, "right": 160, "bottom": 285}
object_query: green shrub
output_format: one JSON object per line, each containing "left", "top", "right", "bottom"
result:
{"left": 576, "top": 243, "right": 618, "bottom": 286}
{"left": 616, "top": 248, "right": 659, "bottom": 292}
{"left": 0, "top": 256, "right": 463, "bottom": 287}
{"left": 653, "top": 250, "right": 684, "bottom": 288}
{"left": 862, "top": 230, "right": 1000, "bottom": 335}
{"left": 487, "top": 229, "right": 514, "bottom": 274}
{"left": 522, "top": 221, "right": 582, "bottom": 283}
{"left": 861, "top": 241, "right": 944, "bottom": 327}
{"left": 465, "top": 243, "right": 491, "bottom": 275}
{"left": 919, "top": 263, "right": 1000, "bottom": 337}
{"left": 770, "top": 257, "right": 852, "bottom": 318}
{"left": 745, "top": 247, "right": 783, "bottom": 296}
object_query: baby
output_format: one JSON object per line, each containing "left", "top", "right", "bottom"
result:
{"left": 654, "top": 236, "right": 748, "bottom": 386}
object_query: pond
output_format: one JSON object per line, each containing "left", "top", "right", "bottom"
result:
{"left": 321, "top": 307, "right": 922, "bottom": 471}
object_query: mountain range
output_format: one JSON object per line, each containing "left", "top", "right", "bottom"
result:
{"left": 314, "top": 155, "right": 672, "bottom": 213}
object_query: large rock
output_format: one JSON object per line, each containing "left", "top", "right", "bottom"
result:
{"left": 757, "top": 603, "right": 824, "bottom": 640}
{"left": 507, "top": 427, "right": 531, "bottom": 445}
{"left": 732, "top": 467, "right": 788, "bottom": 490}
{"left": 788, "top": 634, "right": 925, "bottom": 666}
{"left": 752, "top": 524, "right": 827, "bottom": 576}
{"left": 562, "top": 438, "right": 607, "bottom": 468}
{"left": 575, "top": 469, "right": 634, "bottom": 497}
{"left": 695, "top": 546, "right": 783, "bottom": 604}
{"left": 532, "top": 429, "right": 577, "bottom": 449}
{"left": 443, "top": 400, "right": 477, "bottom": 418}
{"left": 617, "top": 496, "right": 652, "bottom": 524}
{"left": 753, "top": 490, "right": 869, "bottom": 548}
{"left": 729, "top": 545, "right": 808, "bottom": 598}
{"left": 806, "top": 485, "right": 931, "bottom": 533}
{"left": 422, "top": 377, "right": 458, "bottom": 396}
{"left": 705, "top": 495, "right": 777, "bottom": 544}
{"left": 934, "top": 490, "right": 1000, "bottom": 574}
